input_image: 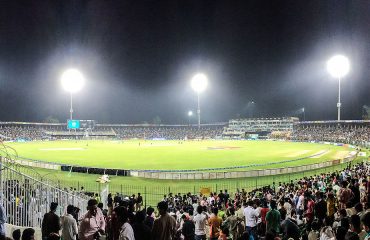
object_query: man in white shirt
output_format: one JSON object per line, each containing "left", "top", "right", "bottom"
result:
{"left": 243, "top": 200, "right": 259, "bottom": 234}
{"left": 193, "top": 206, "right": 209, "bottom": 240}
{"left": 61, "top": 205, "right": 78, "bottom": 240}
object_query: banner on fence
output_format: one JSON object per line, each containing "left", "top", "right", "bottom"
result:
{"left": 200, "top": 187, "right": 211, "bottom": 196}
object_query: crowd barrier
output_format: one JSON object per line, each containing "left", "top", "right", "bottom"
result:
{"left": 9, "top": 148, "right": 359, "bottom": 180}
{"left": 0, "top": 158, "right": 89, "bottom": 229}
{"left": 131, "top": 152, "right": 357, "bottom": 179}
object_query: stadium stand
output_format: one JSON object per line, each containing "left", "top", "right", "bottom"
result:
{"left": 0, "top": 122, "right": 224, "bottom": 141}
{"left": 0, "top": 120, "right": 369, "bottom": 240}
{"left": 292, "top": 121, "right": 370, "bottom": 147}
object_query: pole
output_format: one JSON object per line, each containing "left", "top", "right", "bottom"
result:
{"left": 303, "top": 109, "right": 305, "bottom": 121}
{"left": 70, "top": 92, "right": 73, "bottom": 120}
{"left": 197, "top": 93, "right": 200, "bottom": 129}
{"left": 337, "top": 77, "right": 341, "bottom": 121}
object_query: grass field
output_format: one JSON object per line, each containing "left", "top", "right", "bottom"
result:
{"left": 4, "top": 139, "right": 364, "bottom": 206}
{"left": 7, "top": 140, "right": 350, "bottom": 171}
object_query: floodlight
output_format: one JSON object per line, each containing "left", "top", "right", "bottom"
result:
{"left": 61, "top": 68, "right": 85, "bottom": 120}
{"left": 327, "top": 55, "right": 350, "bottom": 79}
{"left": 191, "top": 73, "right": 208, "bottom": 93}
{"left": 61, "top": 69, "right": 85, "bottom": 93}
{"left": 190, "top": 73, "right": 208, "bottom": 128}
{"left": 326, "top": 55, "right": 350, "bottom": 121}
{"left": 188, "top": 111, "right": 193, "bottom": 116}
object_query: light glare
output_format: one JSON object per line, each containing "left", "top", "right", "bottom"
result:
{"left": 191, "top": 73, "right": 208, "bottom": 93}
{"left": 327, "top": 55, "right": 350, "bottom": 78}
{"left": 61, "top": 69, "right": 85, "bottom": 93}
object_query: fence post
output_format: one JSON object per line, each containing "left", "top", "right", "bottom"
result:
{"left": 193, "top": 185, "right": 196, "bottom": 195}
{"left": 255, "top": 178, "right": 257, "bottom": 189}
{"left": 168, "top": 186, "right": 171, "bottom": 195}
{"left": 144, "top": 186, "right": 147, "bottom": 209}
{"left": 120, "top": 184, "right": 123, "bottom": 195}
{"left": 216, "top": 184, "right": 218, "bottom": 193}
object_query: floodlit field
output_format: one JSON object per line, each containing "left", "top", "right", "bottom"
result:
{"left": 7, "top": 140, "right": 349, "bottom": 171}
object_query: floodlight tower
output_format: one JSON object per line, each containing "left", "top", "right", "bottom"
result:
{"left": 191, "top": 73, "right": 208, "bottom": 129}
{"left": 188, "top": 110, "right": 193, "bottom": 126}
{"left": 61, "top": 69, "right": 85, "bottom": 120}
{"left": 326, "top": 55, "right": 350, "bottom": 121}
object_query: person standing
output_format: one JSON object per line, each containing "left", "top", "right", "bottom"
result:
{"left": 266, "top": 200, "right": 281, "bottom": 234}
{"left": 79, "top": 199, "right": 106, "bottom": 240}
{"left": 42, "top": 202, "right": 61, "bottom": 240}
{"left": 223, "top": 207, "right": 238, "bottom": 240}
{"left": 193, "top": 206, "right": 208, "bottom": 240}
{"left": 243, "top": 200, "right": 258, "bottom": 235}
{"left": 151, "top": 201, "right": 177, "bottom": 240}
{"left": 61, "top": 205, "right": 78, "bottom": 240}
{"left": 116, "top": 207, "right": 134, "bottom": 240}
{"left": 208, "top": 207, "right": 222, "bottom": 240}
{"left": 135, "top": 193, "right": 143, "bottom": 212}
{"left": 132, "top": 210, "right": 152, "bottom": 240}
{"left": 314, "top": 192, "right": 327, "bottom": 226}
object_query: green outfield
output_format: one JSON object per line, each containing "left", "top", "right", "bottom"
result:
{"left": 4, "top": 139, "right": 363, "bottom": 205}
{"left": 7, "top": 140, "right": 350, "bottom": 171}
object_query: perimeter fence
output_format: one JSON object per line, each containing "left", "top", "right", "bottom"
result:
{"left": 53, "top": 156, "right": 364, "bottom": 207}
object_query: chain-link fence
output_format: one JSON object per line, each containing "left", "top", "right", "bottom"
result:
{"left": 54, "top": 157, "right": 362, "bottom": 207}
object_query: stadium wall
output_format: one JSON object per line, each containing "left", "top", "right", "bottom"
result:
{"left": 7, "top": 150, "right": 359, "bottom": 180}
{"left": 131, "top": 153, "right": 356, "bottom": 179}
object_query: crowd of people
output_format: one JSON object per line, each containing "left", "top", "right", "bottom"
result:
{"left": 292, "top": 124, "right": 370, "bottom": 146}
{"left": 1, "top": 161, "right": 369, "bottom": 240}
{"left": 114, "top": 127, "right": 223, "bottom": 140}
{"left": 0, "top": 127, "right": 46, "bottom": 141}
{"left": 0, "top": 125, "right": 224, "bottom": 141}
{"left": 0, "top": 123, "right": 369, "bottom": 144}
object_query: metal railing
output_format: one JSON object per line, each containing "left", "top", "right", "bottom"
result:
{"left": 48, "top": 157, "right": 363, "bottom": 207}
{"left": 0, "top": 158, "right": 89, "bottom": 228}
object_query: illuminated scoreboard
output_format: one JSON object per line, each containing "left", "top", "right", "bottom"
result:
{"left": 67, "top": 120, "right": 80, "bottom": 129}
{"left": 67, "top": 120, "right": 95, "bottom": 129}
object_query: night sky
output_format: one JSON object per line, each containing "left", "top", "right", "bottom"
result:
{"left": 0, "top": 1, "right": 369, "bottom": 124}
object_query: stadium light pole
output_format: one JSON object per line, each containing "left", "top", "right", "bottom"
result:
{"left": 61, "top": 69, "right": 85, "bottom": 120}
{"left": 327, "top": 55, "right": 350, "bottom": 121}
{"left": 191, "top": 73, "right": 208, "bottom": 129}
{"left": 188, "top": 111, "right": 193, "bottom": 126}
{"left": 250, "top": 101, "right": 255, "bottom": 118}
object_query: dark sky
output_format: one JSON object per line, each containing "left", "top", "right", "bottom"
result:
{"left": 0, "top": 1, "right": 369, "bottom": 124}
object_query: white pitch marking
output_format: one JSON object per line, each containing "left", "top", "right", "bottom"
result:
{"left": 40, "top": 148, "right": 86, "bottom": 151}
{"left": 310, "top": 150, "right": 330, "bottom": 158}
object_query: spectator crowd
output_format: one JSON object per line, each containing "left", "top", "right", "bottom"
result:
{"left": 0, "top": 126, "right": 45, "bottom": 141}
{"left": 1, "top": 161, "right": 369, "bottom": 240}
{"left": 114, "top": 127, "right": 223, "bottom": 140}
{"left": 292, "top": 124, "right": 370, "bottom": 146}
{"left": 0, "top": 125, "right": 224, "bottom": 141}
